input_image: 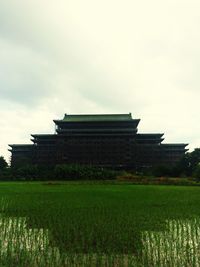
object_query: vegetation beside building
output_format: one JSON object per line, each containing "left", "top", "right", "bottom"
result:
{"left": 1, "top": 148, "right": 200, "bottom": 184}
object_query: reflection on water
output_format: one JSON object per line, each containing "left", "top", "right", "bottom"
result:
{"left": 142, "top": 218, "right": 200, "bottom": 267}
{"left": 0, "top": 216, "right": 60, "bottom": 266}
{"left": 0, "top": 217, "right": 47, "bottom": 252}
{"left": 0, "top": 215, "right": 200, "bottom": 266}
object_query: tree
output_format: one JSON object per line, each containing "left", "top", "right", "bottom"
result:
{"left": 192, "top": 164, "right": 200, "bottom": 180}
{"left": 178, "top": 148, "right": 200, "bottom": 176}
{"left": 0, "top": 156, "right": 8, "bottom": 171}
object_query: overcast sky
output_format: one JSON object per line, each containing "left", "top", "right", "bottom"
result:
{"left": 1, "top": 0, "right": 200, "bottom": 161}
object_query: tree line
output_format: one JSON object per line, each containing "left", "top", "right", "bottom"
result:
{"left": 1, "top": 149, "right": 200, "bottom": 180}
{"left": 139, "top": 148, "right": 200, "bottom": 179}
{"left": 0, "top": 157, "right": 117, "bottom": 180}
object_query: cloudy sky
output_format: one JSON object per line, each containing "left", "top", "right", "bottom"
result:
{"left": 1, "top": 0, "right": 200, "bottom": 161}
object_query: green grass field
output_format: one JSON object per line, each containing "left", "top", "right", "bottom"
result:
{"left": 0, "top": 182, "right": 200, "bottom": 266}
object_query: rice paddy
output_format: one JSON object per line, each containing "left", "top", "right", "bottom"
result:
{"left": 0, "top": 182, "right": 200, "bottom": 266}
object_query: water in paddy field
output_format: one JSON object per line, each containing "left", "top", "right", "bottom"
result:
{"left": 0, "top": 197, "right": 200, "bottom": 266}
{"left": 142, "top": 218, "right": 200, "bottom": 267}
{"left": 0, "top": 216, "right": 61, "bottom": 266}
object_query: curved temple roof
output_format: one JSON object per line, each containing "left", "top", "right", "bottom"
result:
{"left": 56, "top": 113, "right": 135, "bottom": 122}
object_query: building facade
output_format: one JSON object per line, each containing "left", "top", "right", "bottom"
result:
{"left": 9, "top": 113, "right": 188, "bottom": 169}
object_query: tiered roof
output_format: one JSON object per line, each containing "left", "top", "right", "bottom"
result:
{"left": 61, "top": 113, "right": 133, "bottom": 122}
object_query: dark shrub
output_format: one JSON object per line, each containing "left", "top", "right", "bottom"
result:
{"left": 192, "top": 164, "right": 200, "bottom": 181}
{"left": 151, "top": 165, "right": 172, "bottom": 177}
{"left": 54, "top": 164, "right": 117, "bottom": 180}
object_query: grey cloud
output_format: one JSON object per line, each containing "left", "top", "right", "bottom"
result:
{"left": 1, "top": 0, "right": 200, "bottom": 160}
{"left": 0, "top": 38, "right": 57, "bottom": 106}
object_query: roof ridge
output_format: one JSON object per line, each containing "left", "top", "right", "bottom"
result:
{"left": 61, "top": 113, "right": 134, "bottom": 122}
{"left": 64, "top": 113, "right": 132, "bottom": 116}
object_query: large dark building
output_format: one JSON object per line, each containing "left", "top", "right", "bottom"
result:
{"left": 9, "top": 113, "right": 188, "bottom": 169}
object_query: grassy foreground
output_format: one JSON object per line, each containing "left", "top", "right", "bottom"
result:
{"left": 0, "top": 181, "right": 200, "bottom": 266}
